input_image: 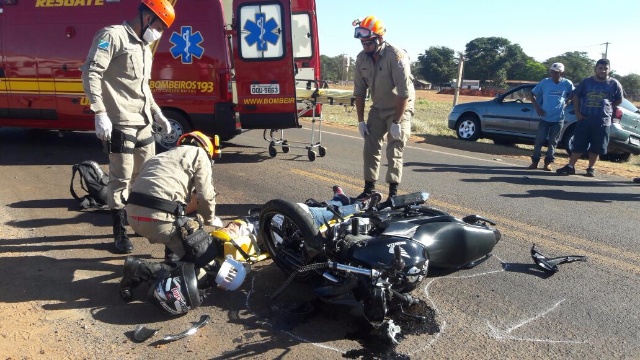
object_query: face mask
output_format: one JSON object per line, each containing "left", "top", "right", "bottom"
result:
{"left": 143, "top": 27, "right": 162, "bottom": 43}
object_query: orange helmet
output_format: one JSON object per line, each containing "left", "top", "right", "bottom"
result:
{"left": 141, "top": 0, "right": 175, "bottom": 28}
{"left": 177, "top": 131, "right": 220, "bottom": 160}
{"left": 353, "top": 16, "right": 386, "bottom": 39}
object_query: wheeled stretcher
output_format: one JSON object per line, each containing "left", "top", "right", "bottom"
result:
{"left": 264, "top": 85, "right": 356, "bottom": 161}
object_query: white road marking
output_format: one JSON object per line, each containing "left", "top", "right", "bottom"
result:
{"left": 244, "top": 275, "right": 346, "bottom": 354}
{"left": 298, "top": 126, "right": 522, "bottom": 166}
{"left": 486, "top": 298, "right": 587, "bottom": 344}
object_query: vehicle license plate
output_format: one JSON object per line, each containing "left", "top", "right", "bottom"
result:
{"left": 250, "top": 84, "right": 280, "bottom": 95}
{"left": 630, "top": 137, "right": 640, "bottom": 146}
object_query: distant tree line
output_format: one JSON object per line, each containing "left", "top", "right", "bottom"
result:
{"left": 320, "top": 36, "right": 640, "bottom": 98}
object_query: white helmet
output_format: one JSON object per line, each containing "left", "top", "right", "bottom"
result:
{"left": 215, "top": 256, "right": 247, "bottom": 291}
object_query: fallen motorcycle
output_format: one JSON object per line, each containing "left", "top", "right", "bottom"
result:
{"left": 258, "top": 192, "right": 501, "bottom": 342}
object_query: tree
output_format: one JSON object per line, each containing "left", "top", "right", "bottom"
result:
{"left": 509, "top": 58, "right": 547, "bottom": 81}
{"left": 410, "top": 61, "right": 423, "bottom": 81}
{"left": 464, "top": 37, "right": 512, "bottom": 85}
{"left": 544, "top": 52, "right": 594, "bottom": 84}
{"left": 416, "top": 46, "right": 457, "bottom": 86}
{"left": 320, "top": 54, "right": 340, "bottom": 82}
{"left": 618, "top": 74, "right": 640, "bottom": 99}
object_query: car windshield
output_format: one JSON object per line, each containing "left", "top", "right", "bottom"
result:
{"left": 619, "top": 98, "right": 639, "bottom": 113}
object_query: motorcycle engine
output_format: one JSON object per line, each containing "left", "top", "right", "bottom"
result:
{"left": 347, "top": 235, "right": 428, "bottom": 292}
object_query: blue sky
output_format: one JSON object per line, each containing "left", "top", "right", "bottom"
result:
{"left": 316, "top": 0, "right": 640, "bottom": 76}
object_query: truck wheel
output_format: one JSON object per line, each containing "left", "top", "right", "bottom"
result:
{"left": 154, "top": 110, "right": 191, "bottom": 151}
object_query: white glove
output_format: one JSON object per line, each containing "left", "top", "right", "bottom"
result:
{"left": 154, "top": 113, "right": 172, "bottom": 136}
{"left": 94, "top": 112, "right": 112, "bottom": 142}
{"left": 389, "top": 122, "right": 402, "bottom": 140}
{"left": 358, "top": 122, "right": 369, "bottom": 139}
{"left": 210, "top": 216, "right": 224, "bottom": 228}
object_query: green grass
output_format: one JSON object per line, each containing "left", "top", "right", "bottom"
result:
{"left": 319, "top": 97, "right": 640, "bottom": 168}
{"left": 320, "top": 98, "right": 455, "bottom": 137}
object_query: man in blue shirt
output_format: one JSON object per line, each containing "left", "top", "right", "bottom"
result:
{"left": 528, "top": 63, "right": 575, "bottom": 171}
{"left": 556, "top": 59, "right": 623, "bottom": 177}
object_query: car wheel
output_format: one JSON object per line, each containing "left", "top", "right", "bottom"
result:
{"left": 153, "top": 110, "right": 191, "bottom": 152}
{"left": 600, "top": 152, "right": 631, "bottom": 162}
{"left": 456, "top": 116, "right": 480, "bottom": 141}
{"left": 564, "top": 131, "right": 590, "bottom": 159}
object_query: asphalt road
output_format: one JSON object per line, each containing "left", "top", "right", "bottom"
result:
{"left": 0, "top": 124, "right": 638, "bottom": 359}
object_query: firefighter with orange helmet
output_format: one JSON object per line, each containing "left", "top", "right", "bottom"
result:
{"left": 81, "top": 0, "right": 176, "bottom": 253}
{"left": 118, "top": 131, "right": 246, "bottom": 314}
{"left": 352, "top": 16, "right": 415, "bottom": 206}
{"left": 125, "top": 131, "right": 221, "bottom": 259}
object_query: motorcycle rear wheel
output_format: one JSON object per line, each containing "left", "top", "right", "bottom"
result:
{"left": 258, "top": 199, "right": 325, "bottom": 280}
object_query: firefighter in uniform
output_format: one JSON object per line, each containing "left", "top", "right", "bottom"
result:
{"left": 352, "top": 16, "right": 415, "bottom": 204}
{"left": 119, "top": 132, "right": 245, "bottom": 314}
{"left": 81, "top": 0, "right": 176, "bottom": 253}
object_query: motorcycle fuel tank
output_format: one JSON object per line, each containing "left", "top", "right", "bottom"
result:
{"left": 412, "top": 221, "right": 498, "bottom": 269}
{"left": 348, "top": 236, "right": 428, "bottom": 276}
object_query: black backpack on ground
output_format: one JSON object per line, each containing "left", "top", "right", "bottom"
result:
{"left": 70, "top": 160, "right": 109, "bottom": 210}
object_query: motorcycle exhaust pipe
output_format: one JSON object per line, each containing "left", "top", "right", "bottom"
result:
{"left": 327, "top": 261, "right": 381, "bottom": 278}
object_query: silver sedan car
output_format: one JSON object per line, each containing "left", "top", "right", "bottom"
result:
{"left": 447, "top": 84, "right": 640, "bottom": 162}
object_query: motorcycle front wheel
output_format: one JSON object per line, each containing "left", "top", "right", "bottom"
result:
{"left": 258, "top": 199, "right": 325, "bottom": 279}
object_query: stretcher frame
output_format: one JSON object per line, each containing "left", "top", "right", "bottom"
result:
{"left": 263, "top": 82, "right": 356, "bottom": 162}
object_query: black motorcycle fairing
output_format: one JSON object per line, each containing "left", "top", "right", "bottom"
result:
{"left": 413, "top": 220, "right": 498, "bottom": 269}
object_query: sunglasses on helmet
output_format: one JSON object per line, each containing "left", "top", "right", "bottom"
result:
{"left": 354, "top": 26, "right": 375, "bottom": 39}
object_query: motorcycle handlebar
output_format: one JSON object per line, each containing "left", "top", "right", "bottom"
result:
{"left": 327, "top": 261, "right": 381, "bottom": 278}
{"left": 390, "top": 288, "right": 420, "bottom": 307}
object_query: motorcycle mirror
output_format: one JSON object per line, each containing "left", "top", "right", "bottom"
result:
{"left": 531, "top": 244, "right": 587, "bottom": 274}
{"left": 132, "top": 325, "right": 159, "bottom": 342}
{"left": 161, "top": 314, "right": 210, "bottom": 343}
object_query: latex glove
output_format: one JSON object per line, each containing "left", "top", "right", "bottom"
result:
{"left": 210, "top": 216, "right": 224, "bottom": 228}
{"left": 389, "top": 122, "right": 402, "bottom": 140}
{"left": 154, "top": 113, "right": 172, "bottom": 136}
{"left": 94, "top": 112, "right": 112, "bottom": 141}
{"left": 358, "top": 122, "right": 369, "bottom": 139}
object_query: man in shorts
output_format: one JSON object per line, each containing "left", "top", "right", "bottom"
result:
{"left": 556, "top": 59, "right": 623, "bottom": 177}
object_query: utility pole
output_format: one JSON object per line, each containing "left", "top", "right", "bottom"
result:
{"left": 453, "top": 53, "right": 464, "bottom": 107}
{"left": 601, "top": 42, "right": 610, "bottom": 59}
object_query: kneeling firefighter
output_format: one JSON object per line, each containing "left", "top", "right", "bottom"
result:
{"left": 120, "top": 131, "right": 246, "bottom": 314}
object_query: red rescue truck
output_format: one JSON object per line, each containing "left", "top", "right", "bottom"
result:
{"left": 0, "top": 0, "right": 321, "bottom": 150}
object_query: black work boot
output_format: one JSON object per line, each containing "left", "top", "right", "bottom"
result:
{"left": 378, "top": 183, "right": 399, "bottom": 210}
{"left": 119, "top": 256, "right": 171, "bottom": 302}
{"left": 388, "top": 183, "right": 399, "bottom": 198}
{"left": 112, "top": 209, "right": 133, "bottom": 254}
{"left": 356, "top": 180, "right": 376, "bottom": 199}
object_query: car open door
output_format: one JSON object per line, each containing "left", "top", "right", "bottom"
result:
{"left": 232, "top": 0, "right": 298, "bottom": 130}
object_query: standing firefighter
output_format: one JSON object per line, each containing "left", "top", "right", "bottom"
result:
{"left": 352, "top": 15, "right": 415, "bottom": 205}
{"left": 81, "top": 0, "right": 176, "bottom": 253}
